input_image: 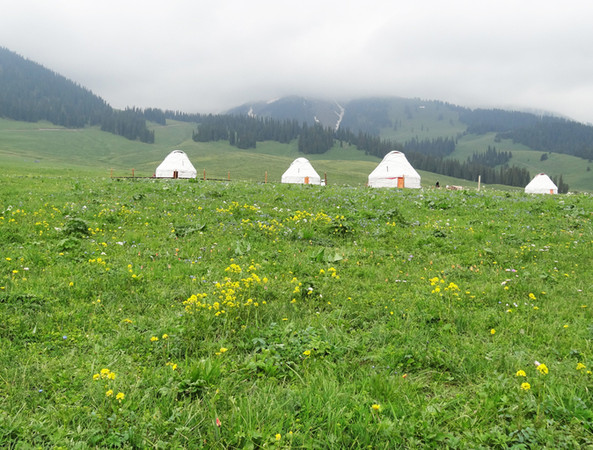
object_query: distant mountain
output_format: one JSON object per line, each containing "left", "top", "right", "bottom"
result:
{"left": 227, "top": 95, "right": 593, "bottom": 160}
{"left": 227, "top": 96, "right": 345, "bottom": 130}
{"left": 227, "top": 96, "right": 460, "bottom": 131}
{"left": 0, "top": 46, "right": 154, "bottom": 142}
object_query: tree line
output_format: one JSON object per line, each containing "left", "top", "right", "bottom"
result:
{"left": 468, "top": 146, "right": 512, "bottom": 167}
{"left": 190, "top": 113, "right": 544, "bottom": 188}
{"left": 0, "top": 47, "right": 154, "bottom": 143}
{"left": 192, "top": 115, "right": 301, "bottom": 149}
{"left": 498, "top": 119, "right": 593, "bottom": 160}
{"left": 459, "top": 108, "right": 593, "bottom": 160}
{"left": 406, "top": 152, "right": 531, "bottom": 187}
{"left": 551, "top": 175, "right": 570, "bottom": 194}
{"left": 100, "top": 107, "right": 154, "bottom": 143}
{"left": 403, "top": 137, "right": 456, "bottom": 158}
{"left": 192, "top": 113, "right": 401, "bottom": 156}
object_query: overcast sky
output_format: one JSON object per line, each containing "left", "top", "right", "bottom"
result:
{"left": 2, "top": 0, "right": 593, "bottom": 123}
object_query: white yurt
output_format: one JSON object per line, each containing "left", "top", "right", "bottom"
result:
{"left": 155, "top": 150, "right": 197, "bottom": 179}
{"left": 281, "top": 158, "right": 322, "bottom": 185}
{"left": 525, "top": 173, "right": 558, "bottom": 194}
{"left": 368, "top": 151, "right": 421, "bottom": 188}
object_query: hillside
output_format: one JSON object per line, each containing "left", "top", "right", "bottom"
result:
{"left": 229, "top": 96, "right": 593, "bottom": 191}
{"left": 0, "top": 117, "right": 574, "bottom": 192}
{"left": 2, "top": 45, "right": 592, "bottom": 190}
{"left": 0, "top": 117, "right": 487, "bottom": 190}
{"left": 230, "top": 96, "right": 593, "bottom": 161}
{"left": 0, "top": 47, "right": 153, "bottom": 142}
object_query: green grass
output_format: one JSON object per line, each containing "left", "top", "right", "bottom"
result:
{"left": 453, "top": 134, "right": 593, "bottom": 192}
{"left": 380, "top": 98, "right": 467, "bottom": 142}
{"left": 2, "top": 116, "right": 592, "bottom": 192}
{"left": 1, "top": 171, "right": 593, "bottom": 447}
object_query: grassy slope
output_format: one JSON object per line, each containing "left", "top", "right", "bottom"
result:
{"left": 1, "top": 116, "right": 590, "bottom": 191}
{"left": 373, "top": 101, "right": 593, "bottom": 192}
{"left": 2, "top": 174, "right": 593, "bottom": 447}
{"left": 453, "top": 134, "right": 593, "bottom": 192}
{"left": 380, "top": 98, "right": 467, "bottom": 142}
{"left": 0, "top": 118, "right": 465, "bottom": 188}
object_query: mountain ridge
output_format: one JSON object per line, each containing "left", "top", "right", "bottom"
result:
{"left": 226, "top": 95, "right": 576, "bottom": 131}
{"left": 225, "top": 95, "right": 593, "bottom": 162}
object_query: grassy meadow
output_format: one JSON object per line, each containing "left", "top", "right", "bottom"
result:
{"left": 2, "top": 117, "right": 592, "bottom": 193}
{"left": 372, "top": 100, "right": 593, "bottom": 193}
{"left": 1, "top": 169, "right": 593, "bottom": 447}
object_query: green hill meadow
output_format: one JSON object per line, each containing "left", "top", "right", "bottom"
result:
{"left": 1, "top": 117, "right": 589, "bottom": 192}
{"left": 0, "top": 118, "right": 461, "bottom": 188}
{"left": 2, "top": 43, "right": 592, "bottom": 191}
{"left": 1, "top": 162, "right": 593, "bottom": 446}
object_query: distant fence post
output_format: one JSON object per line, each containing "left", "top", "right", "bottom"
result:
{"left": 132, "top": 168, "right": 135, "bottom": 179}
{"left": 110, "top": 168, "right": 113, "bottom": 178}
{"left": 324, "top": 172, "right": 327, "bottom": 186}
{"left": 203, "top": 169, "right": 206, "bottom": 181}
{"left": 478, "top": 175, "right": 481, "bottom": 191}
{"left": 265, "top": 171, "right": 268, "bottom": 184}
{"left": 228, "top": 171, "right": 230, "bottom": 181}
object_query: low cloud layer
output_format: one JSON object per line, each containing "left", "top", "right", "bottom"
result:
{"left": 3, "top": 0, "right": 593, "bottom": 123}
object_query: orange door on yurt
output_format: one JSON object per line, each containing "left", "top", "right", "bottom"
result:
{"left": 304, "top": 176, "right": 310, "bottom": 184}
{"left": 397, "top": 177, "right": 405, "bottom": 188}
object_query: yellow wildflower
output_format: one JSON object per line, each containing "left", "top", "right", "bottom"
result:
{"left": 371, "top": 404, "right": 381, "bottom": 411}
{"left": 577, "top": 363, "right": 586, "bottom": 371}
{"left": 536, "top": 363, "right": 549, "bottom": 375}
{"left": 275, "top": 434, "right": 281, "bottom": 441}
{"left": 150, "top": 336, "right": 159, "bottom": 342}
{"left": 516, "top": 370, "right": 526, "bottom": 377}
{"left": 116, "top": 392, "right": 125, "bottom": 402}
{"left": 106, "top": 389, "right": 114, "bottom": 397}
{"left": 529, "top": 293, "right": 536, "bottom": 300}
{"left": 520, "top": 382, "right": 531, "bottom": 391}
{"left": 303, "top": 350, "right": 311, "bottom": 356}
{"left": 490, "top": 329, "right": 496, "bottom": 335}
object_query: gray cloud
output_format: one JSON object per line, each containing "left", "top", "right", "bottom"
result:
{"left": 2, "top": 0, "right": 593, "bottom": 123}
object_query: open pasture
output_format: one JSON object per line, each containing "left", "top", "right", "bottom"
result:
{"left": 1, "top": 173, "right": 593, "bottom": 447}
